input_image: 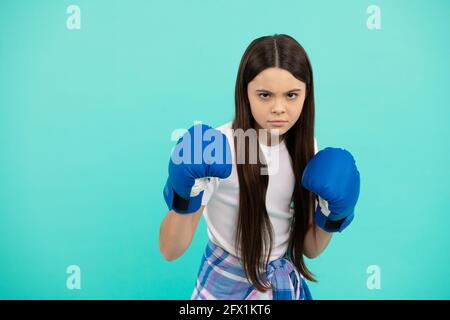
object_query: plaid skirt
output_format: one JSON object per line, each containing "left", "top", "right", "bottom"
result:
{"left": 191, "top": 239, "right": 312, "bottom": 300}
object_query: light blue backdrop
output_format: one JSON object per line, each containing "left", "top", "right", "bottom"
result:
{"left": 0, "top": 0, "right": 449, "bottom": 299}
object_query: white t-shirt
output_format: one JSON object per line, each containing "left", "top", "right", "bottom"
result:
{"left": 201, "top": 121, "right": 318, "bottom": 262}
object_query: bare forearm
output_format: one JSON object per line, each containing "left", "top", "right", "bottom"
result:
{"left": 159, "top": 210, "right": 199, "bottom": 261}
{"left": 303, "top": 224, "right": 332, "bottom": 259}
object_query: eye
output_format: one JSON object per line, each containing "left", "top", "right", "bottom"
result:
{"left": 258, "top": 93, "right": 270, "bottom": 99}
{"left": 287, "top": 92, "right": 298, "bottom": 100}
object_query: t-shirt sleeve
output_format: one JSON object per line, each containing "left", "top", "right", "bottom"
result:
{"left": 201, "top": 177, "right": 220, "bottom": 206}
{"left": 313, "top": 137, "right": 321, "bottom": 213}
{"left": 314, "top": 137, "right": 318, "bottom": 155}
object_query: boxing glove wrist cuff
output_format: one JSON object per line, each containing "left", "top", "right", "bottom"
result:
{"left": 315, "top": 208, "right": 354, "bottom": 233}
{"left": 163, "top": 179, "right": 203, "bottom": 214}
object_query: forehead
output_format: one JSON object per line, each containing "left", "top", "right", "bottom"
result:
{"left": 249, "top": 67, "right": 306, "bottom": 91}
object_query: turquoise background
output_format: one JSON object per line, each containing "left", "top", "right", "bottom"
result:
{"left": 0, "top": 0, "right": 449, "bottom": 299}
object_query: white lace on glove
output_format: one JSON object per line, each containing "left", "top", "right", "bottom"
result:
{"left": 190, "top": 178, "right": 211, "bottom": 197}
{"left": 317, "top": 196, "right": 330, "bottom": 217}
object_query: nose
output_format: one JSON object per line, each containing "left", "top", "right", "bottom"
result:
{"left": 271, "top": 102, "right": 286, "bottom": 115}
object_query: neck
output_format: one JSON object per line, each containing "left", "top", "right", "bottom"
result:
{"left": 257, "top": 127, "right": 283, "bottom": 147}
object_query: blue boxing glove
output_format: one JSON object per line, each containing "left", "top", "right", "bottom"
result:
{"left": 301, "top": 147, "right": 360, "bottom": 232}
{"left": 163, "top": 123, "right": 232, "bottom": 214}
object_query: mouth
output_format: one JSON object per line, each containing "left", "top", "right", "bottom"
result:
{"left": 268, "top": 120, "right": 288, "bottom": 127}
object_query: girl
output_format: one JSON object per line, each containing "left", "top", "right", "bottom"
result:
{"left": 159, "top": 34, "right": 360, "bottom": 300}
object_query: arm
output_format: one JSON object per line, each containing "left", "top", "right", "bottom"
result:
{"left": 160, "top": 124, "right": 232, "bottom": 261}
{"left": 302, "top": 147, "right": 360, "bottom": 233}
{"left": 301, "top": 147, "right": 360, "bottom": 257}
{"left": 303, "top": 222, "right": 332, "bottom": 259}
{"left": 159, "top": 205, "right": 205, "bottom": 262}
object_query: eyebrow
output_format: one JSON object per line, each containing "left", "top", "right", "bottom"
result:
{"left": 255, "top": 88, "right": 302, "bottom": 94}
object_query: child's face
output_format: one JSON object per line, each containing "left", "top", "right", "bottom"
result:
{"left": 247, "top": 67, "right": 306, "bottom": 142}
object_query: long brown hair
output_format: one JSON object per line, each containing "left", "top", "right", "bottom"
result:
{"left": 232, "top": 34, "right": 316, "bottom": 291}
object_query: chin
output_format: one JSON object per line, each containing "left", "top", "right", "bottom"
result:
{"left": 268, "top": 128, "right": 287, "bottom": 136}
